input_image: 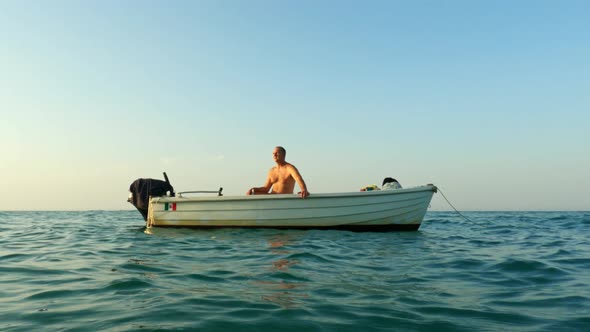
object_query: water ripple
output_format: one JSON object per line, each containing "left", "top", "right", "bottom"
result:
{"left": 1, "top": 211, "right": 589, "bottom": 331}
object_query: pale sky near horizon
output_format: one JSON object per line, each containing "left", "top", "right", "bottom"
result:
{"left": 1, "top": 1, "right": 589, "bottom": 211}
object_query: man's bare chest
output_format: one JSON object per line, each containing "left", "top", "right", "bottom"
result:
{"left": 270, "top": 169, "right": 293, "bottom": 183}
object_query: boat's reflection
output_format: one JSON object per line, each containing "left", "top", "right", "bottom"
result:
{"left": 268, "top": 234, "right": 294, "bottom": 254}
{"left": 143, "top": 227, "right": 310, "bottom": 308}
{"left": 271, "top": 258, "right": 298, "bottom": 271}
{"left": 253, "top": 234, "right": 309, "bottom": 308}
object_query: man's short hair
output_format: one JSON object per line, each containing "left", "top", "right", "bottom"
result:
{"left": 276, "top": 146, "right": 286, "bottom": 155}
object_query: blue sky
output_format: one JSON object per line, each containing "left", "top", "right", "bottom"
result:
{"left": 1, "top": 1, "right": 588, "bottom": 211}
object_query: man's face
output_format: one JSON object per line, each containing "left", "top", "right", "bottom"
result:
{"left": 272, "top": 148, "right": 284, "bottom": 162}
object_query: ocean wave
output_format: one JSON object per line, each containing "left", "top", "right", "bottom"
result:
{"left": 1, "top": 211, "right": 589, "bottom": 331}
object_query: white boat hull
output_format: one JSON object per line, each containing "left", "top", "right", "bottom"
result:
{"left": 146, "top": 185, "right": 437, "bottom": 231}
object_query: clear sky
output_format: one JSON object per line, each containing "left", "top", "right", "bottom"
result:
{"left": 1, "top": 1, "right": 588, "bottom": 211}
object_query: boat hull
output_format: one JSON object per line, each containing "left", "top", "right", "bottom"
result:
{"left": 147, "top": 185, "right": 437, "bottom": 231}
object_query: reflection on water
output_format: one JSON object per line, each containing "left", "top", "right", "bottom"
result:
{"left": 267, "top": 234, "right": 293, "bottom": 254}
{"left": 2, "top": 212, "right": 589, "bottom": 331}
{"left": 271, "top": 258, "right": 298, "bottom": 271}
{"left": 142, "top": 228, "right": 310, "bottom": 308}
{"left": 254, "top": 280, "right": 309, "bottom": 308}
{"left": 254, "top": 234, "right": 309, "bottom": 308}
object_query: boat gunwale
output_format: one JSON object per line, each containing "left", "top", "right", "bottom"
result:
{"left": 152, "top": 184, "right": 437, "bottom": 203}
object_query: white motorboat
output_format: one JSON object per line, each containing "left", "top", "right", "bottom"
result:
{"left": 128, "top": 176, "right": 437, "bottom": 231}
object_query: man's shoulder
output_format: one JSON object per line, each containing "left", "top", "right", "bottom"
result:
{"left": 279, "top": 163, "right": 297, "bottom": 171}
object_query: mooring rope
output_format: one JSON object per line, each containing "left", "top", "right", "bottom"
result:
{"left": 147, "top": 197, "right": 155, "bottom": 227}
{"left": 437, "top": 188, "right": 474, "bottom": 222}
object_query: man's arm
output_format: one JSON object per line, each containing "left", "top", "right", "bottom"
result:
{"left": 288, "top": 165, "right": 309, "bottom": 198}
{"left": 246, "top": 169, "right": 273, "bottom": 195}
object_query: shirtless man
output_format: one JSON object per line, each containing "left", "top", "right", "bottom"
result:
{"left": 246, "top": 146, "right": 310, "bottom": 198}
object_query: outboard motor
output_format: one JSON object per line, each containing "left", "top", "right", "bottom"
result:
{"left": 128, "top": 172, "right": 174, "bottom": 221}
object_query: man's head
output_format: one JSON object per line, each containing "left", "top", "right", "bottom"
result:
{"left": 273, "top": 146, "right": 286, "bottom": 163}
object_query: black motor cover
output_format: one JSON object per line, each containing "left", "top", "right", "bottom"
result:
{"left": 129, "top": 178, "right": 174, "bottom": 221}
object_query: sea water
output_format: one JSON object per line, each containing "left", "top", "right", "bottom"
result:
{"left": 0, "top": 211, "right": 588, "bottom": 331}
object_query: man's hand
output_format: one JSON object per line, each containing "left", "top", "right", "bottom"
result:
{"left": 299, "top": 190, "right": 310, "bottom": 199}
